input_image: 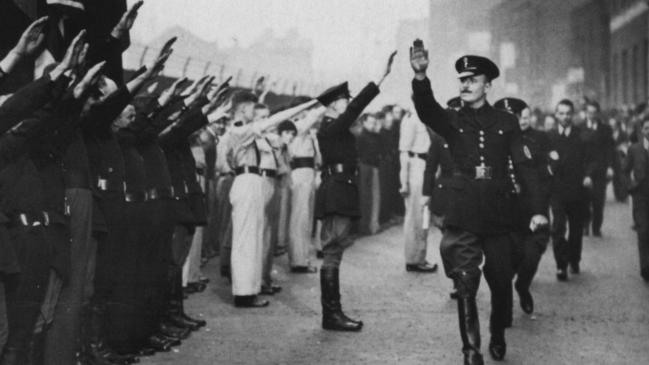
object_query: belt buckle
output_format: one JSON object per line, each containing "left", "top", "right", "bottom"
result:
{"left": 98, "top": 178, "right": 107, "bottom": 190}
{"left": 335, "top": 164, "right": 344, "bottom": 173}
{"left": 42, "top": 212, "right": 50, "bottom": 226}
{"left": 19, "top": 213, "right": 28, "bottom": 226}
{"left": 475, "top": 166, "right": 492, "bottom": 180}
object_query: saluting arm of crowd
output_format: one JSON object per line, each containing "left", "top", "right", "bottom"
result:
{"left": 0, "top": 16, "right": 48, "bottom": 81}
{"left": 323, "top": 83, "right": 380, "bottom": 137}
{"left": 410, "top": 79, "right": 453, "bottom": 139}
{"left": 255, "top": 98, "right": 319, "bottom": 134}
{"left": 295, "top": 106, "right": 326, "bottom": 135}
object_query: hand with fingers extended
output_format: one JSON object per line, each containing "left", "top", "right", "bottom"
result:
{"left": 112, "top": 0, "right": 144, "bottom": 41}
{"left": 1, "top": 17, "right": 48, "bottom": 74}
{"left": 185, "top": 76, "right": 213, "bottom": 105}
{"left": 73, "top": 61, "right": 106, "bottom": 99}
{"left": 50, "top": 30, "right": 88, "bottom": 81}
{"left": 158, "top": 77, "right": 188, "bottom": 107}
{"left": 206, "top": 97, "right": 233, "bottom": 123}
{"left": 410, "top": 39, "right": 429, "bottom": 78}
{"left": 377, "top": 50, "right": 397, "bottom": 86}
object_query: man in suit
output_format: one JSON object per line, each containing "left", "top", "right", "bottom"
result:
{"left": 410, "top": 41, "right": 547, "bottom": 364}
{"left": 314, "top": 50, "right": 395, "bottom": 332}
{"left": 494, "top": 98, "right": 552, "bottom": 317}
{"left": 548, "top": 99, "right": 593, "bottom": 281}
{"left": 623, "top": 118, "right": 649, "bottom": 281}
{"left": 580, "top": 100, "right": 615, "bottom": 237}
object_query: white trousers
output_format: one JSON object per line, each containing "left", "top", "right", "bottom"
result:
{"left": 288, "top": 168, "right": 316, "bottom": 267}
{"left": 403, "top": 158, "right": 428, "bottom": 264}
{"left": 230, "top": 174, "right": 265, "bottom": 296}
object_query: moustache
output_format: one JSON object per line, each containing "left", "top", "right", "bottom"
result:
{"left": 460, "top": 89, "right": 471, "bottom": 94}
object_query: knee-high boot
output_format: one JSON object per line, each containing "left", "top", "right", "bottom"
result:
{"left": 457, "top": 297, "right": 484, "bottom": 365}
{"left": 320, "top": 267, "right": 362, "bottom": 332}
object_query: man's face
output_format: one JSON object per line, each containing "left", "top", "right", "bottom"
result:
{"left": 240, "top": 102, "right": 256, "bottom": 123}
{"left": 544, "top": 116, "right": 556, "bottom": 132}
{"left": 280, "top": 130, "right": 296, "bottom": 145}
{"left": 519, "top": 107, "right": 532, "bottom": 131}
{"left": 555, "top": 104, "right": 573, "bottom": 128}
{"left": 459, "top": 75, "right": 490, "bottom": 105}
{"left": 585, "top": 105, "right": 598, "bottom": 121}
{"left": 253, "top": 107, "right": 270, "bottom": 123}
{"left": 392, "top": 106, "right": 404, "bottom": 120}
{"left": 642, "top": 121, "right": 649, "bottom": 141}
{"left": 362, "top": 116, "right": 376, "bottom": 132}
{"left": 331, "top": 97, "right": 350, "bottom": 115}
{"left": 112, "top": 105, "right": 136, "bottom": 132}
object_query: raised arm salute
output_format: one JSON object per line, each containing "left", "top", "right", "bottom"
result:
{"left": 410, "top": 39, "right": 546, "bottom": 365}
{"left": 314, "top": 50, "right": 395, "bottom": 333}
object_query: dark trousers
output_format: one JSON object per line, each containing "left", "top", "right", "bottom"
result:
{"left": 551, "top": 198, "right": 586, "bottom": 270}
{"left": 440, "top": 228, "right": 514, "bottom": 331}
{"left": 632, "top": 196, "right": 649, "bottom": 276}
{"left": 1, "top": 226, "right": 50, "bottom": 360}
{"left": 512, "top": 229, "right": 550, "bottom": 291}
{"left": 585, "top": 176, "right": 607, "bottom": 233}
{"left": 45, "top": 188, "right": 95, "bottom": 365}
{"left": 358, "top": 163, "right": 380, "bottom": 235}
{"left": 215, "top": 175, "right": 234, "bottom": 273}
{"left": 320, "top": 215, "right": 355, "bottom": 269}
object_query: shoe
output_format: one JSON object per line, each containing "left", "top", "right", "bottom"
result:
{"left": 181, "top": 312, "right": 207, "bottom": 328}
{"left": 260, "top": 284, "right": 282, "bottom": 295}
{"left": 406, "top": 262, "right": 438, "bottom": 273}
{"left": 569, "top": 262, "right": 580, "bottom": 275}
{"left": 188, "top": 282, "right": 207, "bottom": 293}
{"left": 488, "top": 331, "right": 507, "bottom": 361}
{"left": 81, "top": 303, "right": 140, "bottom": 365}
{"left": 146, "top": 335, "right": 172, "bottom": 352}
{"left": 556, "top": 269, "right": 568, "bottom": 281}
{"left": 290, "top": 265, "right": 318, "bottom": 273}
{"left": 183, "top": 285, "right": 198, "bottom": 295}
{"left": 457, "top": 297, "right": 484, "bottom": 365}
{"left": 316, "top": 250, "right": 324, "bottom": 259}
{"left": 641, "top": 268, "right": 649, "bottom": 282}
{"left": 154, "top": 333, "right": 181, "bottom": 347}
{"left": 320, "top": 267, "right": 363, "bottom": 332}
{"left": 159, "top": 322, "right": 191, "bottom": 340}
{"left": 165, "top": 313, "right": 201, "bottom": 331}
{"left": 220, "top": 265, "right": 231, "bottom": 279}
{"left": 234, "top": 295, "right": 270, "bottom": 308}
{"left": 450, "top": 290, "right": 459, "bottom": 300}
{"left": 516, "top": 286, "right": 534, "bottom": 315}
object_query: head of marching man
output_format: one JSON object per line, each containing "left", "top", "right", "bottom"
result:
{"left": 231, "top": 91, "right": 258, "bottom": 124}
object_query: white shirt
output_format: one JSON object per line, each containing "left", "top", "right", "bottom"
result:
{"left": 558, "top": 125, "right": 572, "bottom": 137}
{"left": 399, "top": 113, "right": 430, "bottom": 154}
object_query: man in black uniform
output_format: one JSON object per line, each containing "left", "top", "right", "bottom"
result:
{"left": 580, "top": 100, "right": 615, "bottom": 237}
{"left": 494, "top": 97, "right": 552, "bottom": 316}
{"left": 314, "top": 50, "right": 395, "bottom": 332}
{"left": 410, "top": 42, "right": 547, "bottom": 364}
{"left": 548, "top": 99, "right": 592, "bottom": 281}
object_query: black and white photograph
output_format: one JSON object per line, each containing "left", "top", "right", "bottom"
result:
{"left": 0, "top": 0, "right": 648, "bottom": 364}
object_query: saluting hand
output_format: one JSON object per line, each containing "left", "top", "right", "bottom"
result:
{"left": 112, "top": 1, "right": 144, "bottom": 40}
{"left": 410, "top": 42, "right": 429, "bottom": 76}
{"left": 50, "top": 30, "right": 87, "bottom": 81}
{"left": 377, "top": 50, "right": 397, "bottom": 87}
{"left": 158, "top": 77, "right": 187, "bottom": 107}
{"left": 13, "top": 16, "right": 48, "bottom": 57}
{"left": 73, "top": 61, "right": 106, "bottom": 99}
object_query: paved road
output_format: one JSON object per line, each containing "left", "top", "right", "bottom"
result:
{"left": 144, "top": 195, "right": 649, "bottom": 365}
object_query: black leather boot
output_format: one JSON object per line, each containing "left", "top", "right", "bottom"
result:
{"left": 320, "top": 267, "right": 362, "bottom": 332}
{"left": 81, "top": 303, "right": 140, "bottom": 365}
{"left": 488, "top": 325, "right": 507, "bottom": 361}
{"left": 458, "top": 297, "right": 484, "bottom": 365}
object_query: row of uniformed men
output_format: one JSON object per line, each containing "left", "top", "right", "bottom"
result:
{"left": 0, "top": 6, "right": 241, "bottom": 365}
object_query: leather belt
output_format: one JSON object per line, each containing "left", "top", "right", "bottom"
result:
{"left": 234, "top": 166, "right": 260, "bottom": 176}
{"left": 260, "top": 169, "right": 277, "bottom": 178}
{"left": 455, "top": 166, "right": 494, "bottom": 180}
{"left": 124, "top": 191, "right": 147, "bottom": 202}
{"left": 146, "top": 187, "right": 174, "bottom": 201}
{"left": 408, "top": 151, "right": 428, "bottom": 160}
{"left": 10, "top": 211, "right": 50, "bottom": 227}
{"left": 323, "top": 163, "right": 357, "bottom": 176}
{"left": 291, "top": 157, "right": 315, "bottom": 169}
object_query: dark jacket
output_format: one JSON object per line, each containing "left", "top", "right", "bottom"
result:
{"left": 423, "top": 132, "right": 454, "bottom": 217}
{"left": 315, "top": 82, "right": 380, "bottom": 218}
{"left": 623, "top": 141, "right": 649, "bottom": 196}
{"left": 411, "top": 77, "right": 543, "bottom": 234}
{"left": 579, "top": 120, "right": 615, "bottom": 179}
{"left": 547, "top": 127, "right": 590, "bottom": 203}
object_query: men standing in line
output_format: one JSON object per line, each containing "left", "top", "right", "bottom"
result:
{"left": 410, "top": 41, "right": 547, "bottom": 364}
{"left": 399, "top": 109, "right": 438, "bottom": 273}
{"left": 287, "top": 102, "right": 325, "bottom": 273}
{"left": 580, "top": 100, "right": 615, "bottom": 237}
{"left": 548, "top": 100, "right": 592, "bottom": 281}
{"left": 314, "top": 50, "right": 396, "bottom": 332}
{"left": 227, "top": 92, "right": 317, "bottom": 308}
{"left": 623, "top": 118, "right": 649, "bottom": 281}
{"left": 494, "top": 98, "right": 552, "bottom": 316}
